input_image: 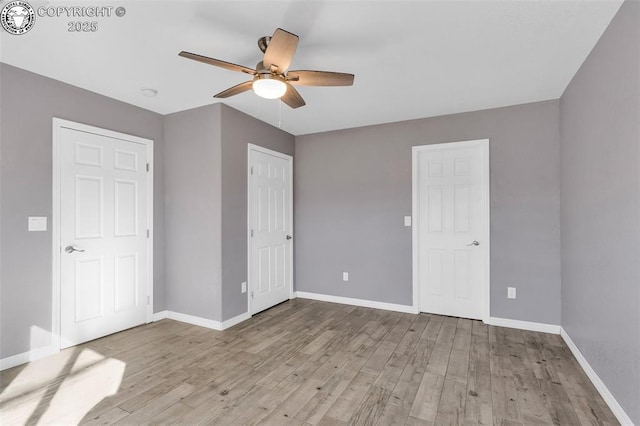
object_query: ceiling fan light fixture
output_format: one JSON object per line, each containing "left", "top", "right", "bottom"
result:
{"left": 252, "top": 74, "right": 287, "bottom": 99}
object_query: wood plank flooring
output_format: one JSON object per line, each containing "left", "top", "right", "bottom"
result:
{"left": 0, "top": 299, "right": 619, "bottom": 425}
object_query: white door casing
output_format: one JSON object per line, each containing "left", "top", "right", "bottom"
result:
{"left": 53, "top": 118, "right": 153, "bottom": 350}
{"left": 248, "top": 144, "right": 293, "bottom": 315}
{"left": 412, "top": 139, "right": 490, "bottom": 320}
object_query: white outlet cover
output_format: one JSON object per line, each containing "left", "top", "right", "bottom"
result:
{"left": 241, "top": 282, "right": 247, "bottom": 294}
{"left": 343, "top": 272, "right": 349, "bottom": 281}
{"left": 404, "top": 216, "right": 412, "bottom": 227}
{"left": 28, "top": 217, "right": 47, "bottom": 231}
{"left": 507, "top": 287, "right": 516, "bottom": 299}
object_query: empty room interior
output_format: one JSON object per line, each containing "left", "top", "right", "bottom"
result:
{"left": 0, "top": 0, "right": 639, "bottom": 424}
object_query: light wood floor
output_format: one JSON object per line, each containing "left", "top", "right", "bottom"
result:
{"left": 0, "top": 299, "right": 618, "bottom": 425}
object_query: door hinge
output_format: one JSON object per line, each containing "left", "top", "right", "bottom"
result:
{"left": 147, "top": 229, "right": 150, "bottom": 238}
{"left": 251, "top": 291, "right": 254, "bottom": 299}
{"left": 250, "top": 166, "right": 254, "bottom": 175}
{"left": 146, "top": 163, "right": 150, "bottom": 172}
{"left": 251, "top": 229, "right": 254, "bottom": 237}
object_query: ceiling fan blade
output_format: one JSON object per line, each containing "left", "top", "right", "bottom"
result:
{"left": 263, "top": 28, "right": 299, "bottom": 73}
{"left": 287, "top": 70, "right": 354, "bottom": 87}
{"left": 179, "top": 51, "right": 256, "bottom": 75}
{"left": 214, "top": 81, "right": 254, "bottom": 98}
{"left": 281, "top": 83, "right": 306, "bottom": 109}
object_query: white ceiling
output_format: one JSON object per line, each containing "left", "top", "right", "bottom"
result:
{"left": 0, "top": 0, "right": 623, "bottom": 135}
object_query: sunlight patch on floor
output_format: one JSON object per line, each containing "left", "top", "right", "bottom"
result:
{"left": 0, "top": 348, "right": 125, "bottom": 424}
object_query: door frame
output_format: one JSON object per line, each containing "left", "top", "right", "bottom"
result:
{"left": 247, "top": 143, "right": 294, "bottom": 316}
{"left": 52, "top": 118, "right": 154, "bottom": 351}
{"left": 411, "top": 139, "right": 490, "bottom": 321}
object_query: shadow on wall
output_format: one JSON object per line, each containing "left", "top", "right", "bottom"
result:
{"left": 0, "top": 346, "right": 125, "bottom": 424}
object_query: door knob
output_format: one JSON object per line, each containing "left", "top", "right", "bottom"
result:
{"left": 467, "top": 240, "right": 480, "bottom": 246}
{"left": 65, "top": 245, "right": 85, "bottom": 253}
{"left": 286, "top": 235, "right": 292, "bottom": 240}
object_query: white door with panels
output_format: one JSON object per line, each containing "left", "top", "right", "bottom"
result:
{"left": 57, "top": 121, "right": 152, "bottom": 349}
{"left": 248, "top": 145, "right": 293, "bottom": 315}
{"left": 414, "top": 139, "right": 489, "bottom": 320}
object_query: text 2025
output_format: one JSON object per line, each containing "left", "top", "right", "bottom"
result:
{"left": 68, "top": 21, "right": 98, "bottom": 32}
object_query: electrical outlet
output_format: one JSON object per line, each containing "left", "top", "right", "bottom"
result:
{"left": 241, "top": 282, "right": 247, "bottom": 293}
{"left": 507, "top": 287, "right": 516, "bottom": 299}
{"left": 404, "top": 216, "right": 412, "bottom": 227}
{"left": 343, "top": 272, "right": 349, "bottom": 282}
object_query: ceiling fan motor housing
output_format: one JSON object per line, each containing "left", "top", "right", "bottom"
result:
{"left": 258, "top": 36, "right": 271, "bottom": 53}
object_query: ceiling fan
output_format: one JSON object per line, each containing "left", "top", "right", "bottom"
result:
{"left": 179, "top": 28, "right": 355, "bottom": 109}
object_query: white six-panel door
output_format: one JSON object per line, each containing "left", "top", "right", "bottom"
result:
{"left": 414, "top": 140, "right": 489, "bottom": 320}
{"left": 248, "top": 145, "right": 293, "bottom": 315}
{"left": 57, "top": 122, "right": 151, "bottom": 349}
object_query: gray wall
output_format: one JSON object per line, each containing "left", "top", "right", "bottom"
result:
{"left": 220, "top": 105, "right": 295, "bottom": 321}
{"left": 163, "top": 104, "right": 222, "bottom": 321}
{"left": 0, "top": 63, "right": 165, "bottom": 359}
{"left": 162, "top": 104, "right": 294, "bottom": 323}
{"left": 295, "top": 100, "right": 561, "bottom": 325}
{"left": 560, "top": 0, "right": 640, "bottom": 422}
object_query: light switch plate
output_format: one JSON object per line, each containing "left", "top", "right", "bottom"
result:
{"left": 507, "top": 287, "right": 516, "bottom": 299}
{"left": 241, "top": 282, "right": 247, "bottom": 294}
{"left": 28, "top": 217, "right": 47, "bottom": 231}
{"left": 404, "top": 216, "right": 412, "bottom": 227}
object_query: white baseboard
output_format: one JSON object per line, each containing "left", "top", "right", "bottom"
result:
{"left": 152, "top": 310, "right": 169, "bottom": 321}
{"left": 221, "top": 312, "right": 251, "bottom": 329}
{"left": 152, "top": 310, "right": 251, "bottom": 331}
{"left": 1, "top": 344, "right": 59, "bottom": 371}
{"left": 294, "top": 291, "right": 419, "bottom": 314}
{"left": 485, "top": 317, "right": 560, "bottom": 334}
{"left": 560, "top": 327, "right": 634, "bottom": 425}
